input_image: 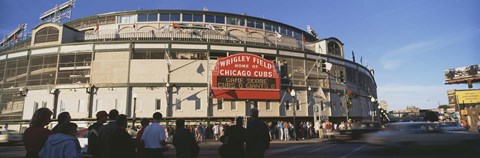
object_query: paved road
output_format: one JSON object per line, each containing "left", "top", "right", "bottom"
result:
{"left": 1, "top": 140, "right": 477, "bottom": 158}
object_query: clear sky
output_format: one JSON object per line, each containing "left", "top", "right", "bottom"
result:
{"left": 1, "top": 0, "right": 479, "bottom": 110}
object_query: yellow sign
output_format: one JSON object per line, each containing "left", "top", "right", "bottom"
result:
{"left": 456, "top": 90, "right": 480, "bottom": 104}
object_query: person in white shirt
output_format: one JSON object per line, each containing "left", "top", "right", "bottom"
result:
{"left": 213, "top": 123, "right": 220, "bottom": 141}
{"left": 141, "top": 112, "right": 166, "bottom": 158}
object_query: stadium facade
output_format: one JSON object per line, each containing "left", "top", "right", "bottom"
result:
{"left": 0, "top": 10, "right": 377, "bottom": 128}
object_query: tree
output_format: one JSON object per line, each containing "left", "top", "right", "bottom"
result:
{"left": 424, "top": 111, "right": 439, "bottom": 122}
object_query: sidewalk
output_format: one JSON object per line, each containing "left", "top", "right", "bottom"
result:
{"left": 195, "top": 138, "right": 329, "bottom": 145}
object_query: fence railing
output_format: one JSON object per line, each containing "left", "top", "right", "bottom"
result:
{"left": 78, "top": 30, "right": 315, "bottom": 52}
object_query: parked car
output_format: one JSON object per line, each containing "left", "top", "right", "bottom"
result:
{"left": 0, "top": 130, "right": 23, "bottom": 144}
{"left": 364, "top": 122, "right": 480, "bottom": 150}
{"left": 437, "top": 122, "right": 466, "bottom": 131}
{"left": 335, "top": 122, "right": 381, "bottom": 141}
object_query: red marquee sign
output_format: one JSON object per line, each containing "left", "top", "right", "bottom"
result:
{"left": 212, "top": 53, "right": 280, "bottom": 100}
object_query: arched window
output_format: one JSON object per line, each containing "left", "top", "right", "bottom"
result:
{"left": 327, "top": 41, "right": 341, "bottom": 56}
{"left": 34, "top": 27, "right": 59, "bottom": 44}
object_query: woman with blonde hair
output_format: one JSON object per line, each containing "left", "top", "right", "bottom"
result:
{"left": 23, "top": 108, "right": 53, "bottom": 158}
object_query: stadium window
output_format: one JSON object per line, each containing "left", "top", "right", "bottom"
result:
{"left": 265, "top": 23, "right": 272, "bottom": 31}
{"left": 216, "top": 15, "right": 225, "bottom": 24}
{"left": 205, "top": 15, "right": 215, "bottom": 23}
{"left": 182, "top": 14, "right": 193, "bottom": 22}
{"left": 294, "top": 32, "right": 302, "bottom": 39}
{"left": 132, "top": 49, "right": 165, "bottom": 59}
{"left": 246, "top": 19, "right": 254, "bottom": 28}
{"left": 148, "top": 13, "right": 158, "bottom": 21}
{"left": 217, "top": 99, "right": 223, "bottom": 110}
{"left": 138, "top": 14, "right": 148, "bottom": 22}
{"left": 159, "top": 13, "right": 169, "bottom": 21}
{"left": 286, "top": 99, "right": 291, "bottom": 111}
{"left": 284, "top": 28, "right": 290, "bottom": 36}
{"left": 171, "top": 50, "right": 207, "bottom": 60}
{"left": 209, "top": 51, "right": 228, "bottom": 60}
{"left": 272, "top": 25, "right": 279, "bottom": 33}
{"left": 266, "top": 101, "right": 271, "bottom": 111}
{"left": 176, "top": 99, "right": 182, "bottom": 110}
{"left": 117, "top": 15, "right": 136, "bottom": 24}
{"left": 78, "top": 99, "right": 85, "bottom": 113}
{"left": 255, "top": 21, "right": 263, "bottom": 29}
{"left": 60, "top": 100, "right": 67, "bottom": 112}
{"left": 57, "top": 53, "right": 92, "bottom": 84}
{"left": 33, "top": 102, "right": 39, "bottom": 111}
{"left": 195, "top": 99, "right": 201, "bottom": 110}
{"left": 238, "top": 18, "right": 245, "bottom": 26}
{"left": 193, "top": 14, "right": 203, "bottom": 22}
{"left": 155, "top": 99, "right": 161, "bottom": 110}
{"left": 327, "top": 41, "right": 341, "bottom": 55}
{"left": 27, "top": 55, "right": 58, "bottom": 86}
{"left": 170, "top": 13, "right": 180, "bottom": 21}
{"left": 253, "top": 101, "right": 258, "bottom": 109}
{"left": 227, "top": 17, "right": 236, "bottom": 25}
{"left": 231, "top": 101, "right": 237, "bottom": 110}
{"left": 34, "top": 27, "right": 59, "bottom": 44}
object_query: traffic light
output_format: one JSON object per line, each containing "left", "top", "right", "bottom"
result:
{"left": 321, "top": 59, "right": 327, "bottom": 72}
{"left": 347, "top": 97, "right": 353, "bottom": 108}
{"left": 339, "top": 70, "right": 345, "bottom": 83}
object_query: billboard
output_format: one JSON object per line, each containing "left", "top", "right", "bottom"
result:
{"left": 212, "top": 53, "right": 280, "bottom": 100}
{"left": 444, "top": 64, "right": 480, "bottom": 84}
{"left": 455, "top": 90, "right": 480, "bottom": 104}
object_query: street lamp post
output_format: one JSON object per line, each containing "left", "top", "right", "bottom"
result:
{"left": 132, "top": 93, "right": 138, "bottom": 128}
{"left": 290, "top": 89, "right": 298, "bottom": 141}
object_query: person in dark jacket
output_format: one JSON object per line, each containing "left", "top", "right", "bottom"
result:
{"left": 39, "top": 123, "right": 82, "bottom": 158}
{"left": 136, "top": 118, "right": 150, "bottom": 158}
{"left": 23, "top": 108, "right": 53, "bottom": 158}
{"left": 87, "top": 111, "right": 108, "bottom": 158}
{"left": 221, "top": 117, "right": 246, "bottom": 158}
{"left": 108, "top": 114, "right": 136, "bottom": 158}
{"left": 52, "top": 112, "right": 71, "bottom": 133}
{"left": 173, "top": 119, "right": 199, "bottom": 158}
{"left": 98, "top": 109, "right": 119, "bottom": 158}
{"left": 246, "top": 108, "right": 270, "bottom": 158}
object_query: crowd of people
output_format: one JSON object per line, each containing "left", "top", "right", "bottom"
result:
{"left": 22, "top": 107, "right": 271, "bottom": 158}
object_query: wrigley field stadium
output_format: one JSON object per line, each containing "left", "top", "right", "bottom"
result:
{"left": 0, "top": 8, "right": 377, "bottom": 131}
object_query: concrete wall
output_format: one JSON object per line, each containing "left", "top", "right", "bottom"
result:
{"left": 212, "top": 100, "right": 246, "bottom": 117}
{"left": 170, "top": 60, "right": 208, "bottom": 83}
{"left": 170, "top": 87, "right": 208, "bottom": 118}
{"left": 92, "top": 88, "right": 128, "bottom": 115}
{"left": 130, "top": 60, "right": 168, "bottom": 83}
{"left": 91, "top": 51, "right": 130, "bottom": 84}
{"left": 57, "top": 89, "right": 90, "bottom": 119}
{"left": 131, "top": 87, "right": 167, "bottom": 118}
{"left": 22, "top": 90, "right": 55, "bottom": 120}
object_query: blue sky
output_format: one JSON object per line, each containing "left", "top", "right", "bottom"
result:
{"left": 1, "top": 0, "right": 479, "bottom": 110}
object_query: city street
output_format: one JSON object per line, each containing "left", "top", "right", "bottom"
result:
{"left": 1, "top": 139, "right": 477, "bottom": 158}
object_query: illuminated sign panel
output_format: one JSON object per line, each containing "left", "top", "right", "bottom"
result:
{"left": 456, "top": 90, "right": 480, "bottom": 104}
{"left": 217, "top": 76, "right": 276, "bottom": 89}
{"left": 212, "top": 53, "right": 280, "bottom": 100}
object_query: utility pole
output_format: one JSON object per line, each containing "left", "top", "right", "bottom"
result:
{"left": 290, "top": 89, "right": 298, "bottom": 141}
